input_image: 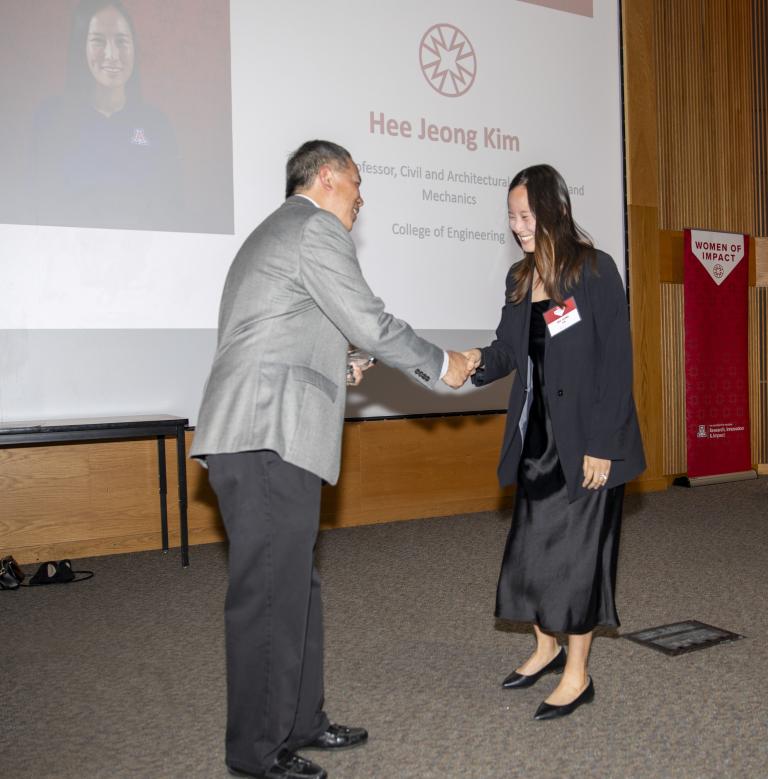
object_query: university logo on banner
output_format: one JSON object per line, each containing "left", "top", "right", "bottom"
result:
{"left": 682, "top": 228, "right": 752, "bottom": 480}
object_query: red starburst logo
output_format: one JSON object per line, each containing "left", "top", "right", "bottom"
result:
{"left": 419, "top": 24, "right": 477, "bottom": 98}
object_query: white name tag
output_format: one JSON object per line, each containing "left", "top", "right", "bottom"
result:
{"left": 543, "top": 297, "right": 581, "bottom": 336}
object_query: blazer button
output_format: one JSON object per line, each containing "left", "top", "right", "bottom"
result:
{"left": 557, "top": 389, "right": 564, "bottom": 397}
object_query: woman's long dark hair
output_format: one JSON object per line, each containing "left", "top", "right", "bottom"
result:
{"left": 507, "top": 164, "right": 594, "bottom": 305}
{"left": 65, "top": 0, "right": 141, "bottom": 103}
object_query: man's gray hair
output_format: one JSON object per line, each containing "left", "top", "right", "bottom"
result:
{"left": 285, "top": 140, "right": 352, "bottom": 198}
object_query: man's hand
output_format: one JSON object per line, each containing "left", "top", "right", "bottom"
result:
{"left": 346, "top": 356, "right": 376, "bottom": 386}
{"left": 346, "top": 363, "right": 364, "bottom": 387}
{"left": 441, "top": 350, "right": 473, "bottom": 389}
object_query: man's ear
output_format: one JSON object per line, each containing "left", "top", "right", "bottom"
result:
{"left": 317, "top": 164, "right": 335, "bottom": 192}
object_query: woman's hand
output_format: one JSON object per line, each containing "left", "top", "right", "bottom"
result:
{"left": 582, "top": 455, "right": 611, "bottom": 489}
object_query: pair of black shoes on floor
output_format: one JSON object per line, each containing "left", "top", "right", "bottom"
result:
{"left": 501, "top": 647, "right": 595, "bottom": 720}
{"left": 1, "top": 558, "right": 94, "bottom": 589}
{"left": 227, "top": 723, "right": 368, "bottom": 779}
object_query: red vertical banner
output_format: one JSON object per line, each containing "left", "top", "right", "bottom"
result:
{"left": 683, "top": 228, "right": 751, "bottom": 478}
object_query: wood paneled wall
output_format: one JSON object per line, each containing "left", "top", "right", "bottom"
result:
{"left": 653, "top": 0, "right": 755, "bottom": 234}
{"left": 660, "top": 282, "right": 686, "bottom": 474}
{"left": 1, "top": 406, "right": 670, "bottom": 565}
{"left": 1, "top": 417, "right": 519, "bottom": 564}
{"left": 754, "top": 0, "right": 768, "bottom": 235}
{"left": 622, "top": 0, "right": 665, "bottom": 491}
{"left": 748, "top": 285, "right": 768, "bottom": 465}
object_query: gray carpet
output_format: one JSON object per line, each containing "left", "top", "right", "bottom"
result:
{"left": 3, "top": 478, "right": 768, "bottom": 778}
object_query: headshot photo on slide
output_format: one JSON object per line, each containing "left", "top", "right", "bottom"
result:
{"left": 0, "top": 0, "right": 233, "bottom": 234}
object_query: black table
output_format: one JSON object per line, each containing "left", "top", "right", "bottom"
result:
{"left": 0, "top": 415, "right": 190, "bottom": 567}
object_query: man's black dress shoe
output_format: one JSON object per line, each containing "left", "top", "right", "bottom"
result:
{"left": 533, "top": 677, "right": 595, "bottom": 720}
{"left": 302, "top": 723, "right": 368, "bottom": 751}
{"left": 501, "top": 647, "right": 566, "bottom": 689}
{"left": 227, "top": 749, "right": 327, "bottom": 779}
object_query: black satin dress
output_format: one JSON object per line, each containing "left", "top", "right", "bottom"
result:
{"left": 495, "top": 300, "right": 624, "bottom": 634}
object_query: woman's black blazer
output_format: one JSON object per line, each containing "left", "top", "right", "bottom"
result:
{"left": 473, "top": 250, "right": 646, "bottom": 502}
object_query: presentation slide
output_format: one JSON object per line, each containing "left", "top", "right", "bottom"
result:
{"left": 0, "top": 0, "right": 624, "bottom": 424}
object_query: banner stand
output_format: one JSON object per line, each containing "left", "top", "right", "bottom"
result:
{"left": 673, "top": 470, "right": 757, "bottom": 488}
{"left": 679, "top": 227, "right": 753, "bottom": 487}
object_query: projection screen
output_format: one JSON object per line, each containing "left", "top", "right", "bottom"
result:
{"left": 0, "top": 0, "right": 624, "bottom": 424}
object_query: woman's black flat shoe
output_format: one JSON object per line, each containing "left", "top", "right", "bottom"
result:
{"left": 501, "top": 647, "right": 566, "bottom": 689}
{"left": 533, "top": 677, "right": 595, "bottom": 720}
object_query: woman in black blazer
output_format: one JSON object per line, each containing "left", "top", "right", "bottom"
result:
{"left": 465, "top": 165, "right": 645, "bottom": 720}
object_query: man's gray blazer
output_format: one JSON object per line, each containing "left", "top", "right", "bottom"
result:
{"left": 191, "top": 196, "right": 444, "bottom": 485}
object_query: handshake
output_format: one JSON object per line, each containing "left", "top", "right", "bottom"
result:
{"left": 346, "top": 347, "right": 483, "bottom": 389}
{"left": 442, "top": 349, "right": 483, "bottom": 389}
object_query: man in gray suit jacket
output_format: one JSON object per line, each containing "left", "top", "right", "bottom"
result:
{"left": 191, "top": 140, "right": 471, "bottom": 779}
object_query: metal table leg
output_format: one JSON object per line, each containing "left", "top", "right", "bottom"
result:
{"left": 176, "top": 424, "right": 189, "bottom": 567}
{"left": 157, "top": 435, "right": 169, "bottom": 553}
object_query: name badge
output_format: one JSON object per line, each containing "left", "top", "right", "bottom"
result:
{"left": 543, "top": 297, "right": 581, "bottom": 336}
